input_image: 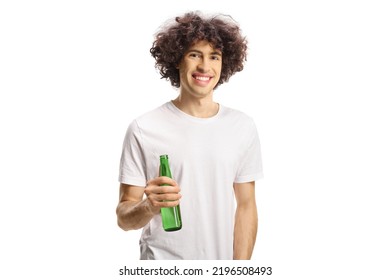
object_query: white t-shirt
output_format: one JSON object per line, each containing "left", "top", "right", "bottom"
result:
{"left": 119, "top": 101, "right": 263, "bottom": 259}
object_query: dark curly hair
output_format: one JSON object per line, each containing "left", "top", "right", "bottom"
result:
{"left": 150, "top": 11, "right": 248, "bottom": 89}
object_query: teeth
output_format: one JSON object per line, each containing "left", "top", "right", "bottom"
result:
{"left": 195, "top": 76, "right": 210, "bottom": 81}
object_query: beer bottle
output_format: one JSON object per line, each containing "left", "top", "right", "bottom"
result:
{"left": 159, "top": 155, "right": 182, "bottom": 231}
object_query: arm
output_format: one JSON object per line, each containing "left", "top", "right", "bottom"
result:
{"left": 116, "top": 177, "right": 181, "bottom": 231}
{"left": 233, "top": 181, "right": 258, "bottom": 260}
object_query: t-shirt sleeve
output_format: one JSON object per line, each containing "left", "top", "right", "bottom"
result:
{"left": 118, "top": 120, "right": 147, "bottom": 187}
{"left": 234, "top": 119, "right": 264, "bottom": 183}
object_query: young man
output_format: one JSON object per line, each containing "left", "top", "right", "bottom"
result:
{"left": 117, "top": 11, "right": 263, "bottom": 260}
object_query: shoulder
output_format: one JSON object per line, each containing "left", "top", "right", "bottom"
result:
{"left": 136, "top": 102, "right": 169, "bottom": 121}
{"left": 127, "top": 102, "right": 171, "bottom": 128}
{"left": 220, "top": 104, "right": 256, "bottom": 126}
{"left": 122, "top": 103, "right": 167, "bottom": 138}
{"left": 218, "top": 105, "right": 260, "bottom": 139}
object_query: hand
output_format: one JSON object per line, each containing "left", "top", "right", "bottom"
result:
{"left": 144, "top": 176, "right": 181, "bottom": 214}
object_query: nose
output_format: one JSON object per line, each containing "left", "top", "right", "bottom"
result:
{"left": 197, "top": 58, "right": 210, "bottom": 73}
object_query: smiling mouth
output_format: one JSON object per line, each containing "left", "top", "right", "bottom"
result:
{"left": 193, "top": 75, "right": 212, "bottom": 81}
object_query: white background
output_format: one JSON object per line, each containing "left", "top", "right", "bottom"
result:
{"left": 1, "top": 0, "right": 389, "bottom": 279}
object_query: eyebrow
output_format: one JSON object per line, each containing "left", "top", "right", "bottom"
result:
{"left": 187, "top": 49, "right": 222, "bottom": 56}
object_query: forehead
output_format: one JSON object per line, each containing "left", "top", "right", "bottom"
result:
{"left": 187, "top": 40, "right": 222, "bottom": 54}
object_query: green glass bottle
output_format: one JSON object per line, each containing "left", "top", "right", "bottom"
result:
{"left": 159, "top": 155, "right": 182, "bottom": 231}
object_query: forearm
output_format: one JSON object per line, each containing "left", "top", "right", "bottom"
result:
{"left": 233, "top": 202, "right": 258, "bottom": 259}
{"left": 116, "top": 199, "right": 158, "bottom": 231}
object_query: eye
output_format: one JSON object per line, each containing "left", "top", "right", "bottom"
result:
{"left": 211, "top": 55, "right": 220, "bottom": 61}
{"left": 189, "top": 53, "right": 200, "bottom": 58}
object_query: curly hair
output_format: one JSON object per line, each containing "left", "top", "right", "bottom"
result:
{"left": 150, "top": 11, "right": 248, "bottom": 89}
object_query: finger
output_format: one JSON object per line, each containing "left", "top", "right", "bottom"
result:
{"left": 159, "top": 185, "right": 181, "bottom": 194}
{"left": 147, "top": 176, "right": 178, "bottom": 187}
{"left": 147, "top": 192, "right": 181, "bottom": 202}
{"left": 155, "top": 193, "right": 182, "bottom": 201}
{"left": 145, "top": 185, "right": 180, "bottom": 195}
{"left": 151, "top": 199, "right": 181, "bottom": 208}
{"left": 147, "top": 193, "right": 181, "bottom": 208}
{"left": 159, "top": 200, "right": 180, "bottom": 208}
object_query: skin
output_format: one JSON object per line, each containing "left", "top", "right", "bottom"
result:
{"left": 116, "top": 40, "right": 258, "bottom": 259}
{"left": 172, "top": 40, "right": 222, "bottom": 117}
{"left": 233, "top": 181, "right": 258, "bottom": 259}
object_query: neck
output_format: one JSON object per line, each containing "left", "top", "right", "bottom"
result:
{"left": 172, "top": 94, "right": 219, "bottom": 118}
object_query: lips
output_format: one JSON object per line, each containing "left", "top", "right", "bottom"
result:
{"left": 192, "top": 74, "right": 212, "bottom": 83}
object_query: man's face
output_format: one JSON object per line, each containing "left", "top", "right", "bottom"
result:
{"left": 178, "top": 40, "right": 222, "bottom": 99}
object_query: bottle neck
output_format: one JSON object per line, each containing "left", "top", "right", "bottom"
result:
{"left": 159, "top": 157, "right": 172, "bottom": 178}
